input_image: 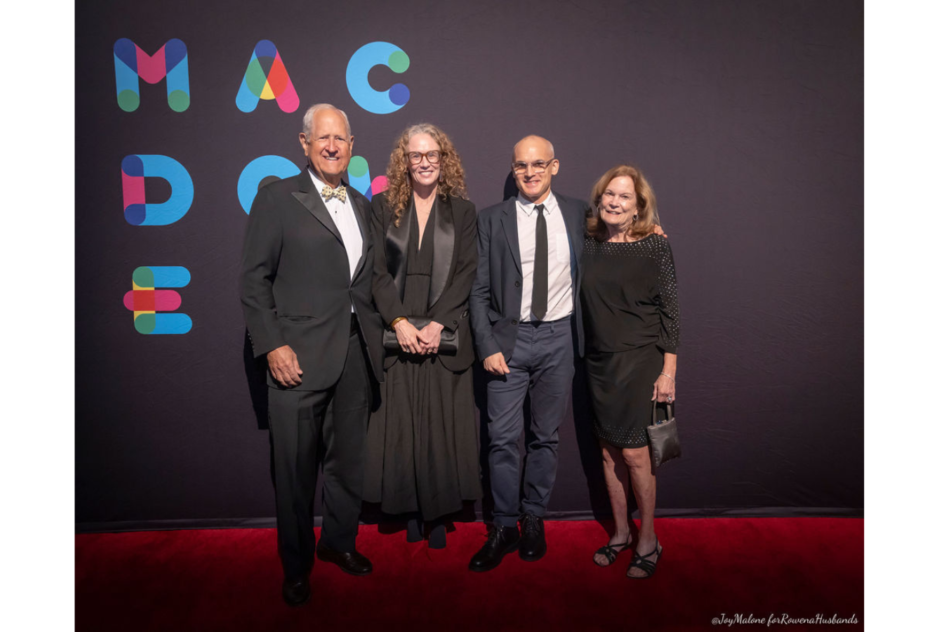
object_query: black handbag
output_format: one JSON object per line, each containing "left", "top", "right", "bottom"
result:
{"left": 647, "top": 402, "right": 681, "bottom": 469}
{"left": 382, "top": 317, "right": 459, "bottom": 354}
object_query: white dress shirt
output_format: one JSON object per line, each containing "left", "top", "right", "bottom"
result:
{"left": 516, "top": 192, "right": 573, "bottom": 322}
{"left": 308, "top": 169, "right": 363, "bottom": 282}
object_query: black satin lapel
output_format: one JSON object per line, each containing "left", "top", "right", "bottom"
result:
{"left": 291, "top": 190, "right": 343, "bottom": 244}
{"left": 385, "top": 198, "right": 412, "bottom": 301}
{"left": 429, "top": 196, "right": 454, "bottom": 309}
{"left": 501, "top": 200, "right": 522, "bottom": 274}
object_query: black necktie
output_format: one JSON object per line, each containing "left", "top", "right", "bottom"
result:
{"left": 532, "top": 204, "right": 548, "bottom": 320}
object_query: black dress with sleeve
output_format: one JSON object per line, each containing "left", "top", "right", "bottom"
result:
{"left": 579, "top": 234, "right": 680, "bottom": 448}
{"left": 363, "top": 192, "right": 482, "bottom": 520}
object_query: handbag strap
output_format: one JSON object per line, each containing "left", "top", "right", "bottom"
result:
{"left": 651, "top": 402, "right": 674, "bottom": 425}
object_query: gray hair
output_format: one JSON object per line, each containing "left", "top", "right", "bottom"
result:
{"left": 301, "top": 103, "right": 351, "bottom": 138}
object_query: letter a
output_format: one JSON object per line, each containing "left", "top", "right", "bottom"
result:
{"left": 236, "top": 40, "right": 299, "bottom": 113}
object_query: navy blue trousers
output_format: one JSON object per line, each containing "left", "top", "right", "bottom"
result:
{"left": 485, "top": 318, "right": 575, "bottom": 528}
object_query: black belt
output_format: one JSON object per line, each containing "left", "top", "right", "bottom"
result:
{"left": 350, "top": 313, "right": 359, "bottom": 335}
{"left": 523, "top": 314, "right": 572, "bottom": 326}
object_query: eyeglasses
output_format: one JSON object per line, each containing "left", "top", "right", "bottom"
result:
{"left": 511, "top": 159, "right": 556, "bottom": 174}
{"left": 408, "top": 151, "right": 442, "bottom": 165}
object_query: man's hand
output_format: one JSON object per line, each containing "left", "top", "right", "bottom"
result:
{"left": 417, "top": 321, "right": 444, "bottom": 355}
{"left": 267, "top": 345, "right": 303, "bottom": 388}
{"left": 653, "top": 224, "right": 668, "bottom": 239}
{"left": 394, "top": 319, "right": 422, "bottom": 355}
{"left": 483, "top": 352, "right": 510, "bottom": 375}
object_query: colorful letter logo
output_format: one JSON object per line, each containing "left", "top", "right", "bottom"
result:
{"left": 348, "top": 156, "right": 388, "bottom": 201}
{"left": 114, "top": 39, "right": 190, "bottom": 112}
{"left": 238, "top": 156, "right": 301, "bottom": 213}
{"left": 236, "top": 40, "right": 299, "bottom": 113}
{"left": 122, "top": 155, "right": 194, "bottom": 226}
{"left": 346, "top": 42, "right": 410, "bottom": 114}
{"left": 123, "top": 267, "right": 192, "bottom": 334}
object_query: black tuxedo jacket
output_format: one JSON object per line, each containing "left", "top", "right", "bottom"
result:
{"left": 469, "top": 192, "right": 588, "bottom": 362}
{"left": 241, "top": 171, "right": 384, "bottom": 390}
{"left": 371, "top": 192, "right": 478, "bottom": 373}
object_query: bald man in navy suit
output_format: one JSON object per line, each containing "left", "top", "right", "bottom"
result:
{"left": 468, "top": 136, "right": 589, "bottom": 571}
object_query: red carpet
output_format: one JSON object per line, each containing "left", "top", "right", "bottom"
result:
{"left": 76, "top": 518, "right": 862, "bottom": 631}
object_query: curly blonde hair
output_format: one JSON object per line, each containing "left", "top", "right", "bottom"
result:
{"left": 385, "top": 123, "right": 468, "bottom": 226}
{"left": 586, "top": 165, "right": 660, "bottom": 241}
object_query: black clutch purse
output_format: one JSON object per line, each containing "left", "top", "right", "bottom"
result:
{"left": 647, "top": 402, "right": 681, "bottom": 469}
{"left": 383, "top": 317, "right": 459, "bottom": 354}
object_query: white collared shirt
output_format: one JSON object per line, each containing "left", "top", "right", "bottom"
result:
{"left": 516, "top": 191, "right": 573, "bottom": 322}
{"left": 308, "top": 169, "right": 363, "bottom": 282}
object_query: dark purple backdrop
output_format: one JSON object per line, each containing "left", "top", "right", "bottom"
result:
{"left": 76, "top": 0, "right": 863, "bottom": 530}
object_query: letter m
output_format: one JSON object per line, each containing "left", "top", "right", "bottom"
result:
{"left": 114, "top": 38, "right": 190, "bottom": 112}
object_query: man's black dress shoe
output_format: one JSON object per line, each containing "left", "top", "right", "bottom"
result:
{"left": 282, "top": 577, "right": 310, "bottom": 607}
{"left": 519, "top": 513, "right": 547, "bottom": 562}
{"left": 468, "top": 525, "right": 520, "bottom": 572}
{"left": 315, "top": 545, "right": 373, "bottom": 576}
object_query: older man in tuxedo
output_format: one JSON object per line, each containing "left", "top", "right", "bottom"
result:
{"left": 240, "top": 103, "right": 383, "bottom": 606}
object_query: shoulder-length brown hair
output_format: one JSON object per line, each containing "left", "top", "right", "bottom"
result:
{"left": 385, "top": 123, "right": 468, "bottom": 226}
{"left": 586, "top": 165, "right": 660, "bottom": 241}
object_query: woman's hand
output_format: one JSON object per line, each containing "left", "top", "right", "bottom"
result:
{"left": 651, "top": 373, "right": 676, "bottom": 404}
{"left": 653, "top": 353, "right": 677, "bottom": 403}
{"left": 417, "top": 321, "right": 445, "bottom": 355}
{"left": 394, "top": 319, "right": 422, "bottom": 355}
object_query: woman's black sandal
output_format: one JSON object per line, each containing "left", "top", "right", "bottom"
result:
{"left": 627, "top": 540, "right": 662, "bottom": 579}
{"left": 593, "top": 537, "right": 632, "bottom": 566}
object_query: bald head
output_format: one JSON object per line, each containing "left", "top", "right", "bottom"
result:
{"left": 511, "top": 135, "right": 559, "bottom": 204}
{"left": 513, "top": 135, "right": 555, "bottom": 162}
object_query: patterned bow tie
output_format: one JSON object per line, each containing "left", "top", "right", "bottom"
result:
{"left": 321, "top": 185, "right": 347, "bottom": 202}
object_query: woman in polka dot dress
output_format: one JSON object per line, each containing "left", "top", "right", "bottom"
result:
{"left": 579, "top": 165, "right": 680, "bottom": 578}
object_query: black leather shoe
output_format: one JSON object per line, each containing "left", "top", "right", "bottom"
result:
{"left": 519, "top": 513, "right": 547, "bottom": 561}
{"left": 281, "top": 577, "right": 310, "bottom": 607}
{"left": 316, "top": 545, "right": 373, "bottom": 576}
{"left": 468, "top": 525, "right": 520, "bottom": 572}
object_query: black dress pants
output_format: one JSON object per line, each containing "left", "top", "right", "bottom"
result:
{"left": 267, "top": 328, "right": 370, "bottom": 580}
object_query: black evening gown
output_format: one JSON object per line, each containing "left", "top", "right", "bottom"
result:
{"left": 364, "top": 204, "right": 482, "bottom": 520}
{"left": 580, "top": 234, "right": 680, "bottom": 448}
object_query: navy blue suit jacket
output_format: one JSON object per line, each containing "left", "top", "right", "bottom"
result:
{"left": 469, "top": 192, "right": 589, "bottom": 362}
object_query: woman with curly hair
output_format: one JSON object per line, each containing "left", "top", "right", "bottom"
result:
{"left": 363, "top": 123, "right": 482, "bottom": 548}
